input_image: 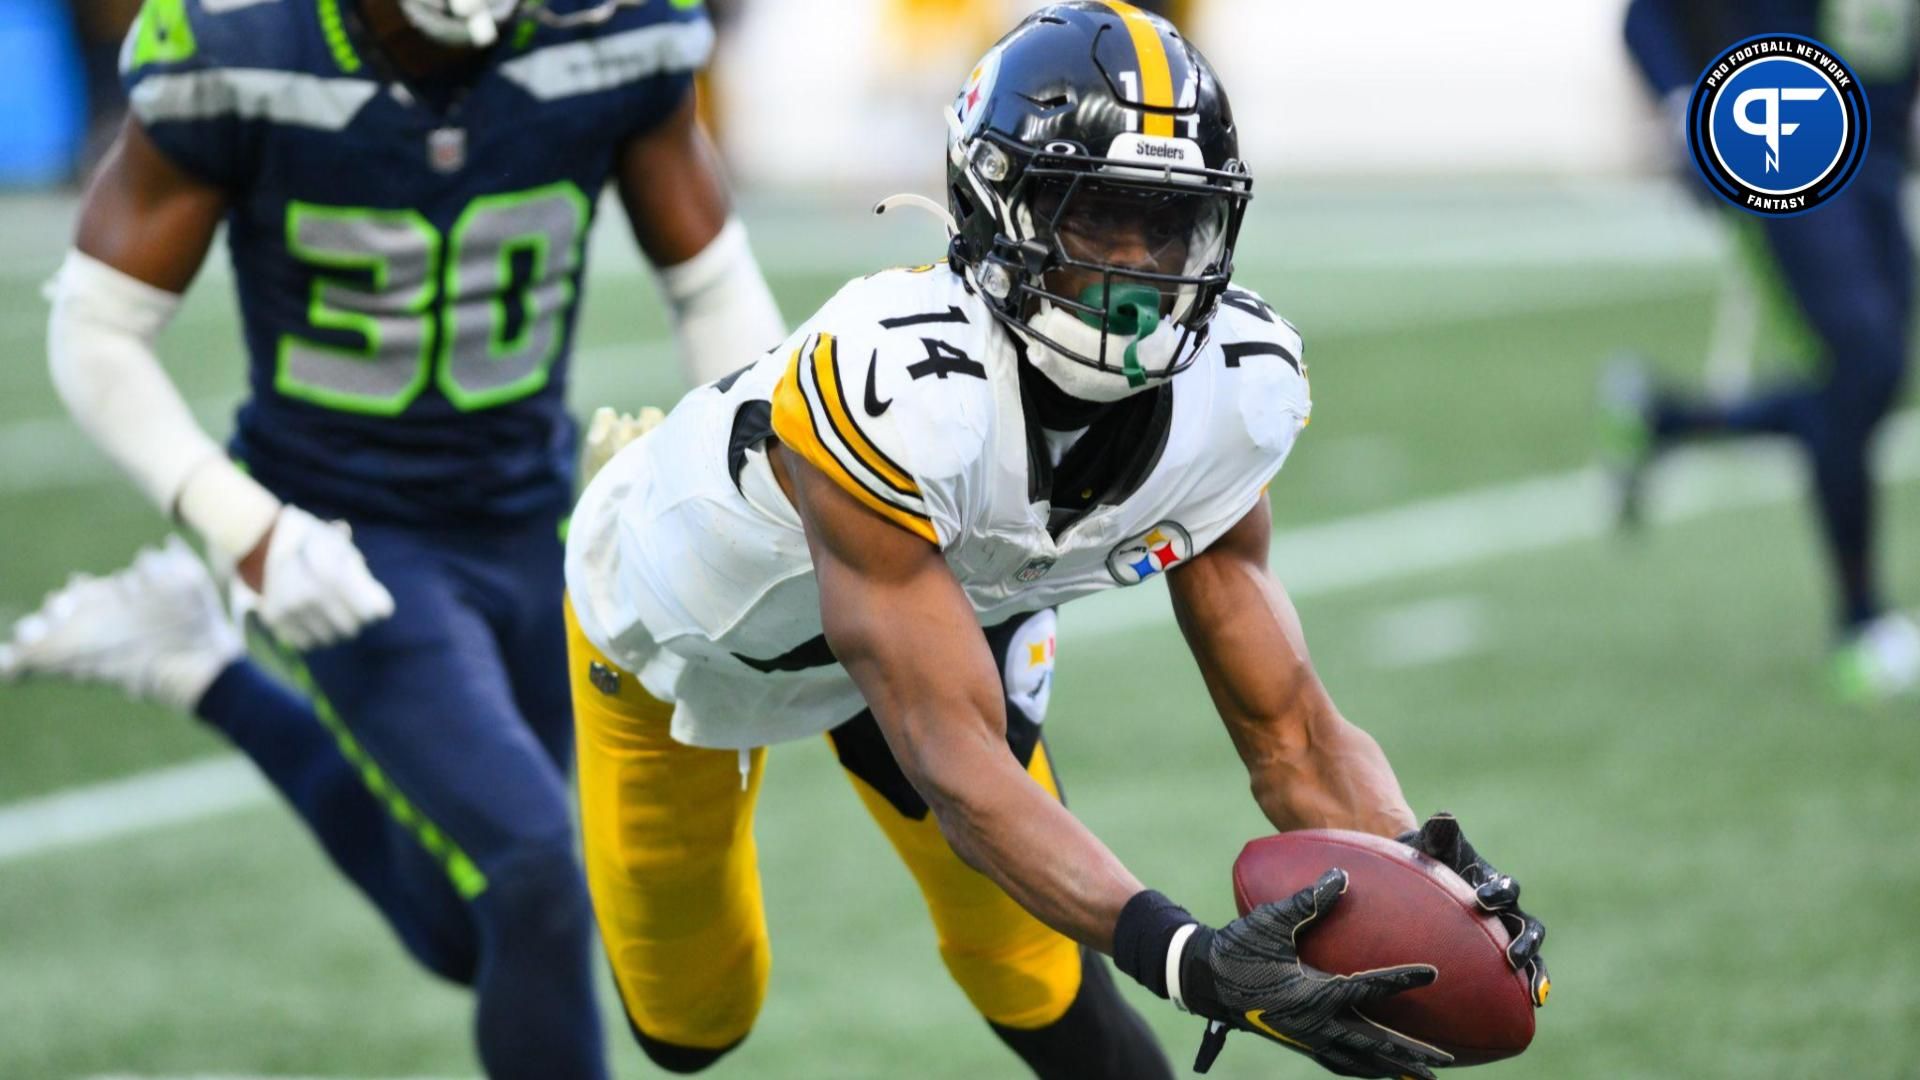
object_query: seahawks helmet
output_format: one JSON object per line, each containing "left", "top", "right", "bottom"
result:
{"left": 946, "top": 2, "right": 1250, "bottom": 401}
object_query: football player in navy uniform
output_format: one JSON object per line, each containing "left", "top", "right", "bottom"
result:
{"left": 1612, "top": 0, "right": 1919, "bottom": 700}
{"left": 0, "top": 0, "right": 782, "bottom": 1075}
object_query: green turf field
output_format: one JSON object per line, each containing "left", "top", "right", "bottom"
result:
{"left": 1, "top": 183, "right": 1916, "bottom": 1079}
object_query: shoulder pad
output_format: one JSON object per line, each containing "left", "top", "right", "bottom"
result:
{"left": 1211, "top": 285, "right": 1309, "bottom": 452}
{"left": 120, "top": 0, "right": 375, "bottom": 152}
{"left": 508, "top": 0, "right": 713, "bottom": 80}
{"left": 120, "top": 0, "right": 314, "bottom": 80}
{"left": 546, "top": 0, "right": 711, "bottom": 35}
{"left": 770, "top": 269, "right": 996, "bottom": 545}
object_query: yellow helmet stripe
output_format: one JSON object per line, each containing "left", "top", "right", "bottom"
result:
{"left": 1103, "top": 1, "right": 1177, "bottom": 137}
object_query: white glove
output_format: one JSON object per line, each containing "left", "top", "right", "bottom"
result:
{"left": 581, "top": 405, "right": 665, "bottom": 487}
{"left": 253, "top": 506, "right": 395, "bottom": 651}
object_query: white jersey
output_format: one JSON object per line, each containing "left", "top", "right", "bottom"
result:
{"left": 566, "top": 264, "right": 1309, "bottom": 749}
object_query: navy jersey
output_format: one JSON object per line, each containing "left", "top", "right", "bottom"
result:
{"left": 120, "top": 0, "right": 711, "bottom": 524}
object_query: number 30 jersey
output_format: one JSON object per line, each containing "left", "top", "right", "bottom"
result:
{"left": 120, "top": 0, "right": 711, "bottom": 523}
{"left": 565, "top": 264, "right": 1310, "bottom": 750}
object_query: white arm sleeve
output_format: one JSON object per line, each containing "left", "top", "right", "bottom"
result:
{"left": 654, "top": 217, "right": 786, "bottom": 386}
{"left": 48, "top": 250, "right": 280, "bottom": 561}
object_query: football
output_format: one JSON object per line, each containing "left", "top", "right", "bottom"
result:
{"left": 1231, "top": 829, "right": 1535, "bottom": 1066}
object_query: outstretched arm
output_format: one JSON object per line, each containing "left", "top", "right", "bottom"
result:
{"left": 1167, "top": 495, "right": 1416, "bottom": 838}
{"left": 776, "top": 443, "right": 1141, "bottom": 950}
{"left": 778, "top": 448, "right": 1448, "bottom": 1078}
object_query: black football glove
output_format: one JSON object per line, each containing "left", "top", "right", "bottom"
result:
{"left": 1177, "top": 868, "right": 1455, "bottom": 1079}
{"left": 1401, "top": 812, "right": 1551, "bottom": 1008}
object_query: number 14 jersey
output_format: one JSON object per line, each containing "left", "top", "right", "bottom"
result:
{"left": 121, "top": 0, "right": 711, "bottom": 523}
{"left": 565, "top": 263, "right": 1311, "bottom": 749}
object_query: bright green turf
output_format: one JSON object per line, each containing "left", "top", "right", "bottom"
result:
{"left": 1, "top": 187, "right": 1916, "bottom": 1079}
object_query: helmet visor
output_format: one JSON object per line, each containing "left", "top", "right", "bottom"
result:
{"left": 1030, "top": 178, "right": 1228, "bottom": 322}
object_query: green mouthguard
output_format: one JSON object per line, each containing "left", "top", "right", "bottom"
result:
{"left": 1075, "top": 283, "right": 1162, "bottom": 388}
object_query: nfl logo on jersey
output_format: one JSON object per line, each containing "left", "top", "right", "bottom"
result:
{"left": 1105, "top": 522, "right": 1193, "bottom": 586}
{"left": 1013, "top": 556, "right": 1058, "bottom": 583}
{"left": 427, "top": 127, "right": 467, "bottom": 174}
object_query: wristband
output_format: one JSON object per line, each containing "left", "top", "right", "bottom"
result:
{"left": 174, "top": 455, "right": 282, "bottom": 564}
{"left": 1112, "top": 889, "right": 1199, "bottom": 999}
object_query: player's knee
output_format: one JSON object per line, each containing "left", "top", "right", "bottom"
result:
{"left": 989, "top": 950, "right": 1171, "bottom": 1080}
{"left": 941, "top": 923, "right": 1084, "bottom": 1030}
{"left": 403, "top": 924, "right": 480, "bottom": 985}
{"left": 473, "top": 841, "right": 594, "bottom": 953}
{"left": 1823, "top": 360, "right": 1906, "bottom": 434}
{"left": 628, "top": 1023, "right": 746, "bottom": 1074}
{"left": 1859, "top": 359, "right": 1908, "bottom": 419}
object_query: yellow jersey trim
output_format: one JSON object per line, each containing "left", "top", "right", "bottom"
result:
{"left": 810, "top": 333, "right": 918, "bottom": 497}
{"left": 772, "top": 340, "right": 940, "bottom": 545}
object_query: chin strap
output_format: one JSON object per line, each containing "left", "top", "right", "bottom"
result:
{"left": 873, "top": 193, "right": 959, "bottom": 237}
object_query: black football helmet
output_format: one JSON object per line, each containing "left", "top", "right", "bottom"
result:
{"left": 945, "top": 2, "right": 1250, "bottom": 398}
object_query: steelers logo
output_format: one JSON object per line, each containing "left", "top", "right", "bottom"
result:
{"left": 1106, "top": 521, "right": 1193, "bottom": 586}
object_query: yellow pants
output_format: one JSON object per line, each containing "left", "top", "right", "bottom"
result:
{"left": 566, "top": 601, "right": 1083, "bottom": 1051}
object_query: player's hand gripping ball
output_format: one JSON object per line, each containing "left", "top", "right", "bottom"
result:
{"left": 1180, "top": 867, "right": 1453, "bottom": 1078}
{"left": 1399, "top": 812, "right": 1550, "bottom": 1009}
{"left": 1230, "top": 824, "right": 1543, "bottom": 1068}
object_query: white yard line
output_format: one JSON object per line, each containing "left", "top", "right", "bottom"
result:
{"left": 1366, "top": 595, "right": 1492, "bottom": 671}
{"left": 0, "top": 759, "right": 268, "bottom": 863}
{"left": 4, "top": 410, "right": 1914, "bottom": 866}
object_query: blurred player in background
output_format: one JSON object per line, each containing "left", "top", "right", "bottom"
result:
{"left": 564, "top": 4, "right": 1547, "bottom": 1077}
{"left": 0, "top": 0, "right": 783, "bottom": 1075}
{"left": 1611, "top": 0, "right": 1919, "bottom": 701}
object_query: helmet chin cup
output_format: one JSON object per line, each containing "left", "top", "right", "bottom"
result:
{"left": 1074, "top": 283, "right": 1161, "bottom": 388}
{"left": 1019, "top": 290, "right": 1183, "bottom": 403}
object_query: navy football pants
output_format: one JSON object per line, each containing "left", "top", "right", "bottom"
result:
{"left": 1657, "top": 153, "right": 1914, "bottom": 629}
{"left": 196, "top": 513, "right": 604, "bottom": 1079}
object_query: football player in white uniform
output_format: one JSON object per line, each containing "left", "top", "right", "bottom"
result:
{"left": 563, "top": 4, "right": 1550, "bottom": 1077}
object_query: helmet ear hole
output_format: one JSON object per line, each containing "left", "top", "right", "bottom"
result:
{"left": 950, "top": 184, "right": 976, "bottom": 226}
